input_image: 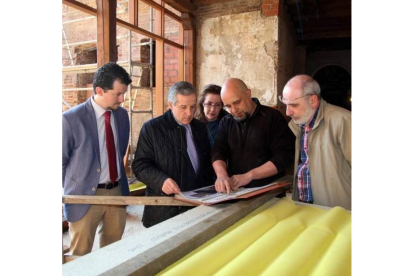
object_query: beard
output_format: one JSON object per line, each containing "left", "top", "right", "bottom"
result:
{"left": 292, "top": 105, "right": 315, "bottom": 125}
{"left": 233, "top": 112, "right": 250, "bottom": 122}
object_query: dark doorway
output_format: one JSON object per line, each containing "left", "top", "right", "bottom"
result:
{"left": 313, "top": 65, "right": 351, "bottom": 111}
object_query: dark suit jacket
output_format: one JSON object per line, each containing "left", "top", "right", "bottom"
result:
{"left": 62, "top": 97, "right": 130, "bottom": 222}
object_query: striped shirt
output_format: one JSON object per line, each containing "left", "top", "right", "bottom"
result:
{"left": 296, "top": 108, "right": 319, "bottom": 203}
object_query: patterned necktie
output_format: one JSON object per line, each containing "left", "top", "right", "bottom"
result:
{"left": 184, "top": 124, "right": 199, "bottom": 173}
{"left": 103, "top": 111, "right": 118, "bottom": 183}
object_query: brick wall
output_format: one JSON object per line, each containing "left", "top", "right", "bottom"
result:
{"left": 261, "top": 0, "right": 279, "bottom": 16}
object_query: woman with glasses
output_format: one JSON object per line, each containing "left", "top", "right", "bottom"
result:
{"left": 195, "top": 84, "right": 228, "bottom": 148}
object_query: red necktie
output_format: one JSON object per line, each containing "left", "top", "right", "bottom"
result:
{"left": 104, "top": 111, "right": 118, "bottom": 183}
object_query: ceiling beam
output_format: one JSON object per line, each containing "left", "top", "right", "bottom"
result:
{"left": 300, "top": 30, "right": 351, "bottom": 40}
{"left": 163, "top": 0, "right": 196, "bottom": 14}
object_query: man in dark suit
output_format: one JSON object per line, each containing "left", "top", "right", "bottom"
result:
{"left": 132, "top": 81, "right": 215, "bottom": 228}
{"left": 62, "top": 62, "right": 132, "bottom": 256}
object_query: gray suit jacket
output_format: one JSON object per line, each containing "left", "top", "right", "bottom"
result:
{"left": 62, "top": 97, "right": 130, "bottom": 222}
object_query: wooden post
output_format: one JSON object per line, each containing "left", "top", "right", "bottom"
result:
{"left": 182, "top": 13, "right": 195, "bottom": 86}
{"left": 97, "top": 0, "right": 117, "bottom": 66}
{"left": 178, "top": 23, "right": 184, "bottom": 81}
{"left": 128, "top": 0, "right": 139, "bottom": 26}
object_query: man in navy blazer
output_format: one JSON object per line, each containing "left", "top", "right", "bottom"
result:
{"left": 62, "top": 62, "right": 132, "bottom": 256}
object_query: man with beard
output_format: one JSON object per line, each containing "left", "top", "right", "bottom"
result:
{"left": 212, "top": 78, "right": 295, "bottom": 194}
{"left": 62, "top": 62, "right": 132, "bottom": 256}
{"left": 281, "top": 75, "right": 351, "bottom": 210}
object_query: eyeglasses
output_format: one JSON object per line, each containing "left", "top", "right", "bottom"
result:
{"left": 203, "top": 103, "right": 223, "bottom": 109}
{"left": 278, "top": 95, "right": 313, "bottom": 105}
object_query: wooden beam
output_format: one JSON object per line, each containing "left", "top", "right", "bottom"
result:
{"left": 163, "top": 0, "right": 196, "bottom": 14}
{"left": 129, "top": 0, "right": 139, "bottom": 26}
{"left": 62, "top": 0, "right": 184, "bottom": 49}
{"left": 64, "top": 254, "right": 80, "bottom": 263}
{"left": 97, "top": 0, "right": 117, "bottom": 66}
{"left": 182, "top": 13, "right": 195, "bottom": 85}
{"left": 62, "top": 195, "right": 194, "bottom": 206}
{"left": 301, "top": 30, "right": 351, "bottom": 40}
{"left": 178, "top": 22, "right": 184, "bottom": 81}
{"left": 155, "top": 39, "right": 165, "bottom": 117}
{"left": 62, "top": 0, "right": 96, "bottom": 16}
{"left": 181, "top": 12, "right": 195, "bottom": 30}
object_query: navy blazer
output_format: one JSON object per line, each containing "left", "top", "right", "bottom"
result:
{"left": 62, "top": 97, "right": 130, "bottom": 222}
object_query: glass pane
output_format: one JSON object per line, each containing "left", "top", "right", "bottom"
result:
{"left": 164, "top": 44, "right": 181, "bottom": 110}
{"left": 138, "top": 0, "right": 156, "bottom": 34}
{"left": 62, "top": 4, "right": 98, "bottom": 112}
{"left": 116, "top": 0, "right": 129, "bottom": 21}
{"left": 165, "top": 3, "right": 181, "bottom": 17}
{"left": 164, "top": 14, "right": 180, "bottom": 43}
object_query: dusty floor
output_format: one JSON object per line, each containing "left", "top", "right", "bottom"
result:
{"left": 62, "top": 205, "right": 145, "bottom": 252}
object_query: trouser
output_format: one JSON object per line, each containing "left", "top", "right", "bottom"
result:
{"left": 68, "top": 185, "right": 126, "bottom": 256}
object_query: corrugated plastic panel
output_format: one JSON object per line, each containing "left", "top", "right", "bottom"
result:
{"left": 159, "top": 197, "right": 351, "bottom": 276}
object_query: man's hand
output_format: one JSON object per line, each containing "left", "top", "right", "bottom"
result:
{"left": 230, "top": 172, "right": 253, "bottom": 190}
{"left": 161, "top": 178, "right": 180, "bottom": 195}
{"left": 215, "top": 176, "right": 233, "bottom": 194}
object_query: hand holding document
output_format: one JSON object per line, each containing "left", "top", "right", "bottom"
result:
{"left": 174, "top": 181, "right": 291, "bottom": 205}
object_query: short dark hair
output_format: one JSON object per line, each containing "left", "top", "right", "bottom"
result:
{"left": 93, "top": 62, "right": 132, "bottom": 94}
{"left": 194, "top": 84, "right": 227, "bottom": 123}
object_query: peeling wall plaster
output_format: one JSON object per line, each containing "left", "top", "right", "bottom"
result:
{"left": 196, "top": 11, "right": 278, "bottom": 106}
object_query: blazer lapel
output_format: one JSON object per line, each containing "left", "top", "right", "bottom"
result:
{"left": 83, "top": 98, "right": 101, "bottom": 164}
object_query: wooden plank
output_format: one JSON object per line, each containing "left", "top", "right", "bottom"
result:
{"left": 163, "top": 0, "right": 196, "bottom": 14}
{"left": 97, "top": 0, "right": 117, "bottom": 66}
{"left": 62, "top": 195, "right": 194, "bottom": 206}
{"left": 62, "top": 0, "right": 184, "bottom": 49}
{"left": 64, "top": 254, "right": 80, "bottom": 264}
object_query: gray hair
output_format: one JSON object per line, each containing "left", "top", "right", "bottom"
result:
{"left": 168, "top": 81, "right": 197, "bottom": 105}
{"left": 302, "top": 78, "right": 321, "bottom": 100}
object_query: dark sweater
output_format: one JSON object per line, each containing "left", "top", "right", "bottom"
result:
{"left": 211, "top": 98, "right": 295, "bottom": 187}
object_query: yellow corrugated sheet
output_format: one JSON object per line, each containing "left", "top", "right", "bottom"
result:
{"left": 159, "top": 197, "right": 351, "bottom": 276}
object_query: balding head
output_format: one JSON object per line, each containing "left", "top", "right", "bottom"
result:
{"left": 220, "top": 78, "right": 256, "bottom": 121}
{"left": 282, "top": 74, "right": 320, "bottom": 125}
{"left": 221, "top": 78, "right": 249, "bottom": 97}
{"left": 284, "top": 75, "right": 321, "bottom": 100}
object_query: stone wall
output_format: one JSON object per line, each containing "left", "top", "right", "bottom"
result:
{"left": 196, "top": 6, "right": 278, "bottom": 106}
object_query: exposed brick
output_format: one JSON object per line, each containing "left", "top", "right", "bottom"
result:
{"left": 167, "top": 70, "right": 178, "bottom": 77}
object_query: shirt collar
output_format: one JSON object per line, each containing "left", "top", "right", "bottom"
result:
{"left": 91, "top": 96, "right": 111, "bottom": 120}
